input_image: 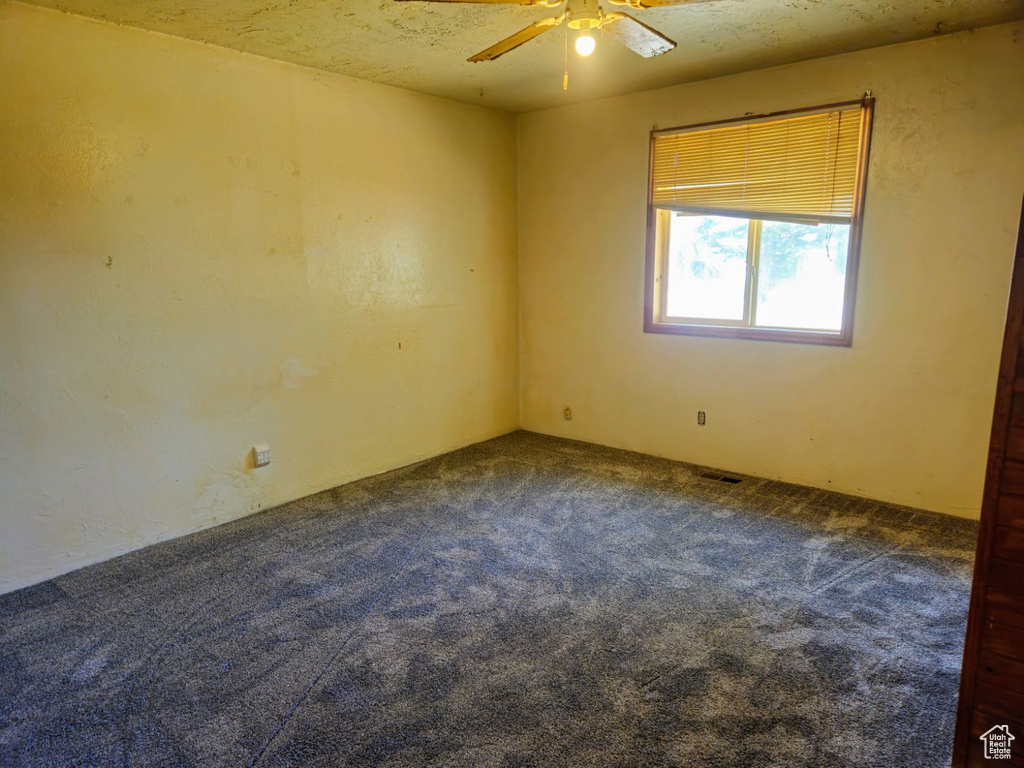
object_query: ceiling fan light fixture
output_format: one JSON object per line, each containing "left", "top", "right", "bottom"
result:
{"left": 575, "top": 29, "right": 596, "bottom": 57}
{"left": 457, "top": 0, "right": 679, "bottom": 67}
{"left": 567, "top": 0, "right": 601, "bottom": 28}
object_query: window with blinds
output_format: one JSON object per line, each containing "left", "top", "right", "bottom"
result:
{"left": 644, "top": 99, "right": 873, "bottom": 346}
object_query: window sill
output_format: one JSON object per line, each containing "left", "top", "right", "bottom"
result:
{"left": 643, "top": 320, "right": 852, "bottom": 347}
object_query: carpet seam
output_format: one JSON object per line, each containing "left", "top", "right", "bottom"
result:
{"left": 247, "top": 522, "right": 434, "bottom": 768}
{"left": 754, "top": 545, "right": 903, "bottom": 632}
{"left": 807, "top": 545, "right": 901, "bottom": 598}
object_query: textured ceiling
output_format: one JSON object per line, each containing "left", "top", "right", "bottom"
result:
{"left": 19, "top": 0, "right": 1024, "bottom": 112}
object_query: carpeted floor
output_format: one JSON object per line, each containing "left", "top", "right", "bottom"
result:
{"left": 0, "top": 431, "right": 977, "bottom": 767}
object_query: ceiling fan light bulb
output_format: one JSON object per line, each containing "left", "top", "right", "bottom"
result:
{"left": 575, "top": 31, "right": 596, "bottom": 57}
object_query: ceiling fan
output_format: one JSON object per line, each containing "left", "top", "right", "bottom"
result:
{"left": 396, "top": 0, "right": 720, "bottom": 64}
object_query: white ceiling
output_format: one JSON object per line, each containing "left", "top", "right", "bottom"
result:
{"left": 22, "top": 0, "right": 1024, "bottom": 112}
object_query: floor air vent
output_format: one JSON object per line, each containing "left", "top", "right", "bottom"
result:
{"left": 699, "top": 471, "right": 742, "bottom": 484}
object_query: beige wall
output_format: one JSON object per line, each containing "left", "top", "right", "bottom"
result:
{"left": 2, "top": 3, "right": 1021, "bottom": 594}
{"left": 518, "top": 23, "right": 1024, "bottom": 518}
{"left": 0, "top": 2, "right": 519, "bottom": 592}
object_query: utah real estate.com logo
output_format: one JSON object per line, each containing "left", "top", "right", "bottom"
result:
{"left": 980, "top": 724, "right": 1015, "bottom": 760}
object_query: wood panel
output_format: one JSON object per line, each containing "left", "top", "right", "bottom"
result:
{"left": 979, "top": 650, "right": 1024, "bottom": 696}
{"left": 967, "top": 741, "right": 1024, "bottom": 768}
{"left": 995, "top": 527, "right": 1024, "bottom": 562}
{"left": 981, "top": 621, "right": 1024, "bottom": 661}
{"left": 1003, "top": 462, "right": 1024, "bottom": 497}
{"left": 969, "top": 737, "right": 1024, "bottom": 767}
{"left": 1009, "top": 429, "right": 1024, "bottom": 463}
{"left": 999, "top": 496, "right": 1024, "bottom": 529}
{"left": 976, "top": 681, "right": 1024, "bottom": 725}
{"left": 955, "top": 195, "right": 1024, "bottom": 767}
{"left": 991, "top": 559, "right": 1024, "bottom": 596}
{"left": 972, "top": 708, "right": 1024, "bottom": 744}
{"left": 988, "top": 591, "right": 1024, "bottom": 630}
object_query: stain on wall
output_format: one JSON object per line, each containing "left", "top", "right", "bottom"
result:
{"left": 518, "top": 22, "right": 1024, "bottom": 518}
{"left": 0, "top": 2, "right": 519, "bottom": 592}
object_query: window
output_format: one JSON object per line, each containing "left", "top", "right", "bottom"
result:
{"left": 644, "top": 99, "right": 874, "bottom": 345}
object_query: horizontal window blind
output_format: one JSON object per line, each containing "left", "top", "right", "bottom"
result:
{"left": 651, "top": 105, "right": 866, "bottom": 224}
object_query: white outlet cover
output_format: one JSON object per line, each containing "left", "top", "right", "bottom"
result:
{"left": 254, "top": 443, "right": 271, "bottom": 467}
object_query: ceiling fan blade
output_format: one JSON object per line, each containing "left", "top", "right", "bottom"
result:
{"left": 605, "top": 0, "right": 717, "bottom": 7}
{"left": 395, "top": 0, "right": 558, "bottom": 5}
{"left": 602, "top": 12, "right": 676, "bottom": 57}
{"left": 467, "top": 14, "right": 565, "bottom": 62}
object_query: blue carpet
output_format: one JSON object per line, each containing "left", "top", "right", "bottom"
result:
{"left": 0, "top": 431, "right": 977, "bottom": 767}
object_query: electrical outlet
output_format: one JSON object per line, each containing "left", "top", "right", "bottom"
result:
{"left": 254, "top": 443, "right": 271, "bottom": 467}
{"left": 564, "top": 407, "right": 572, "bottom": 421}
{"left": 697, "top": 411, "right": 706, "bottom": 426}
